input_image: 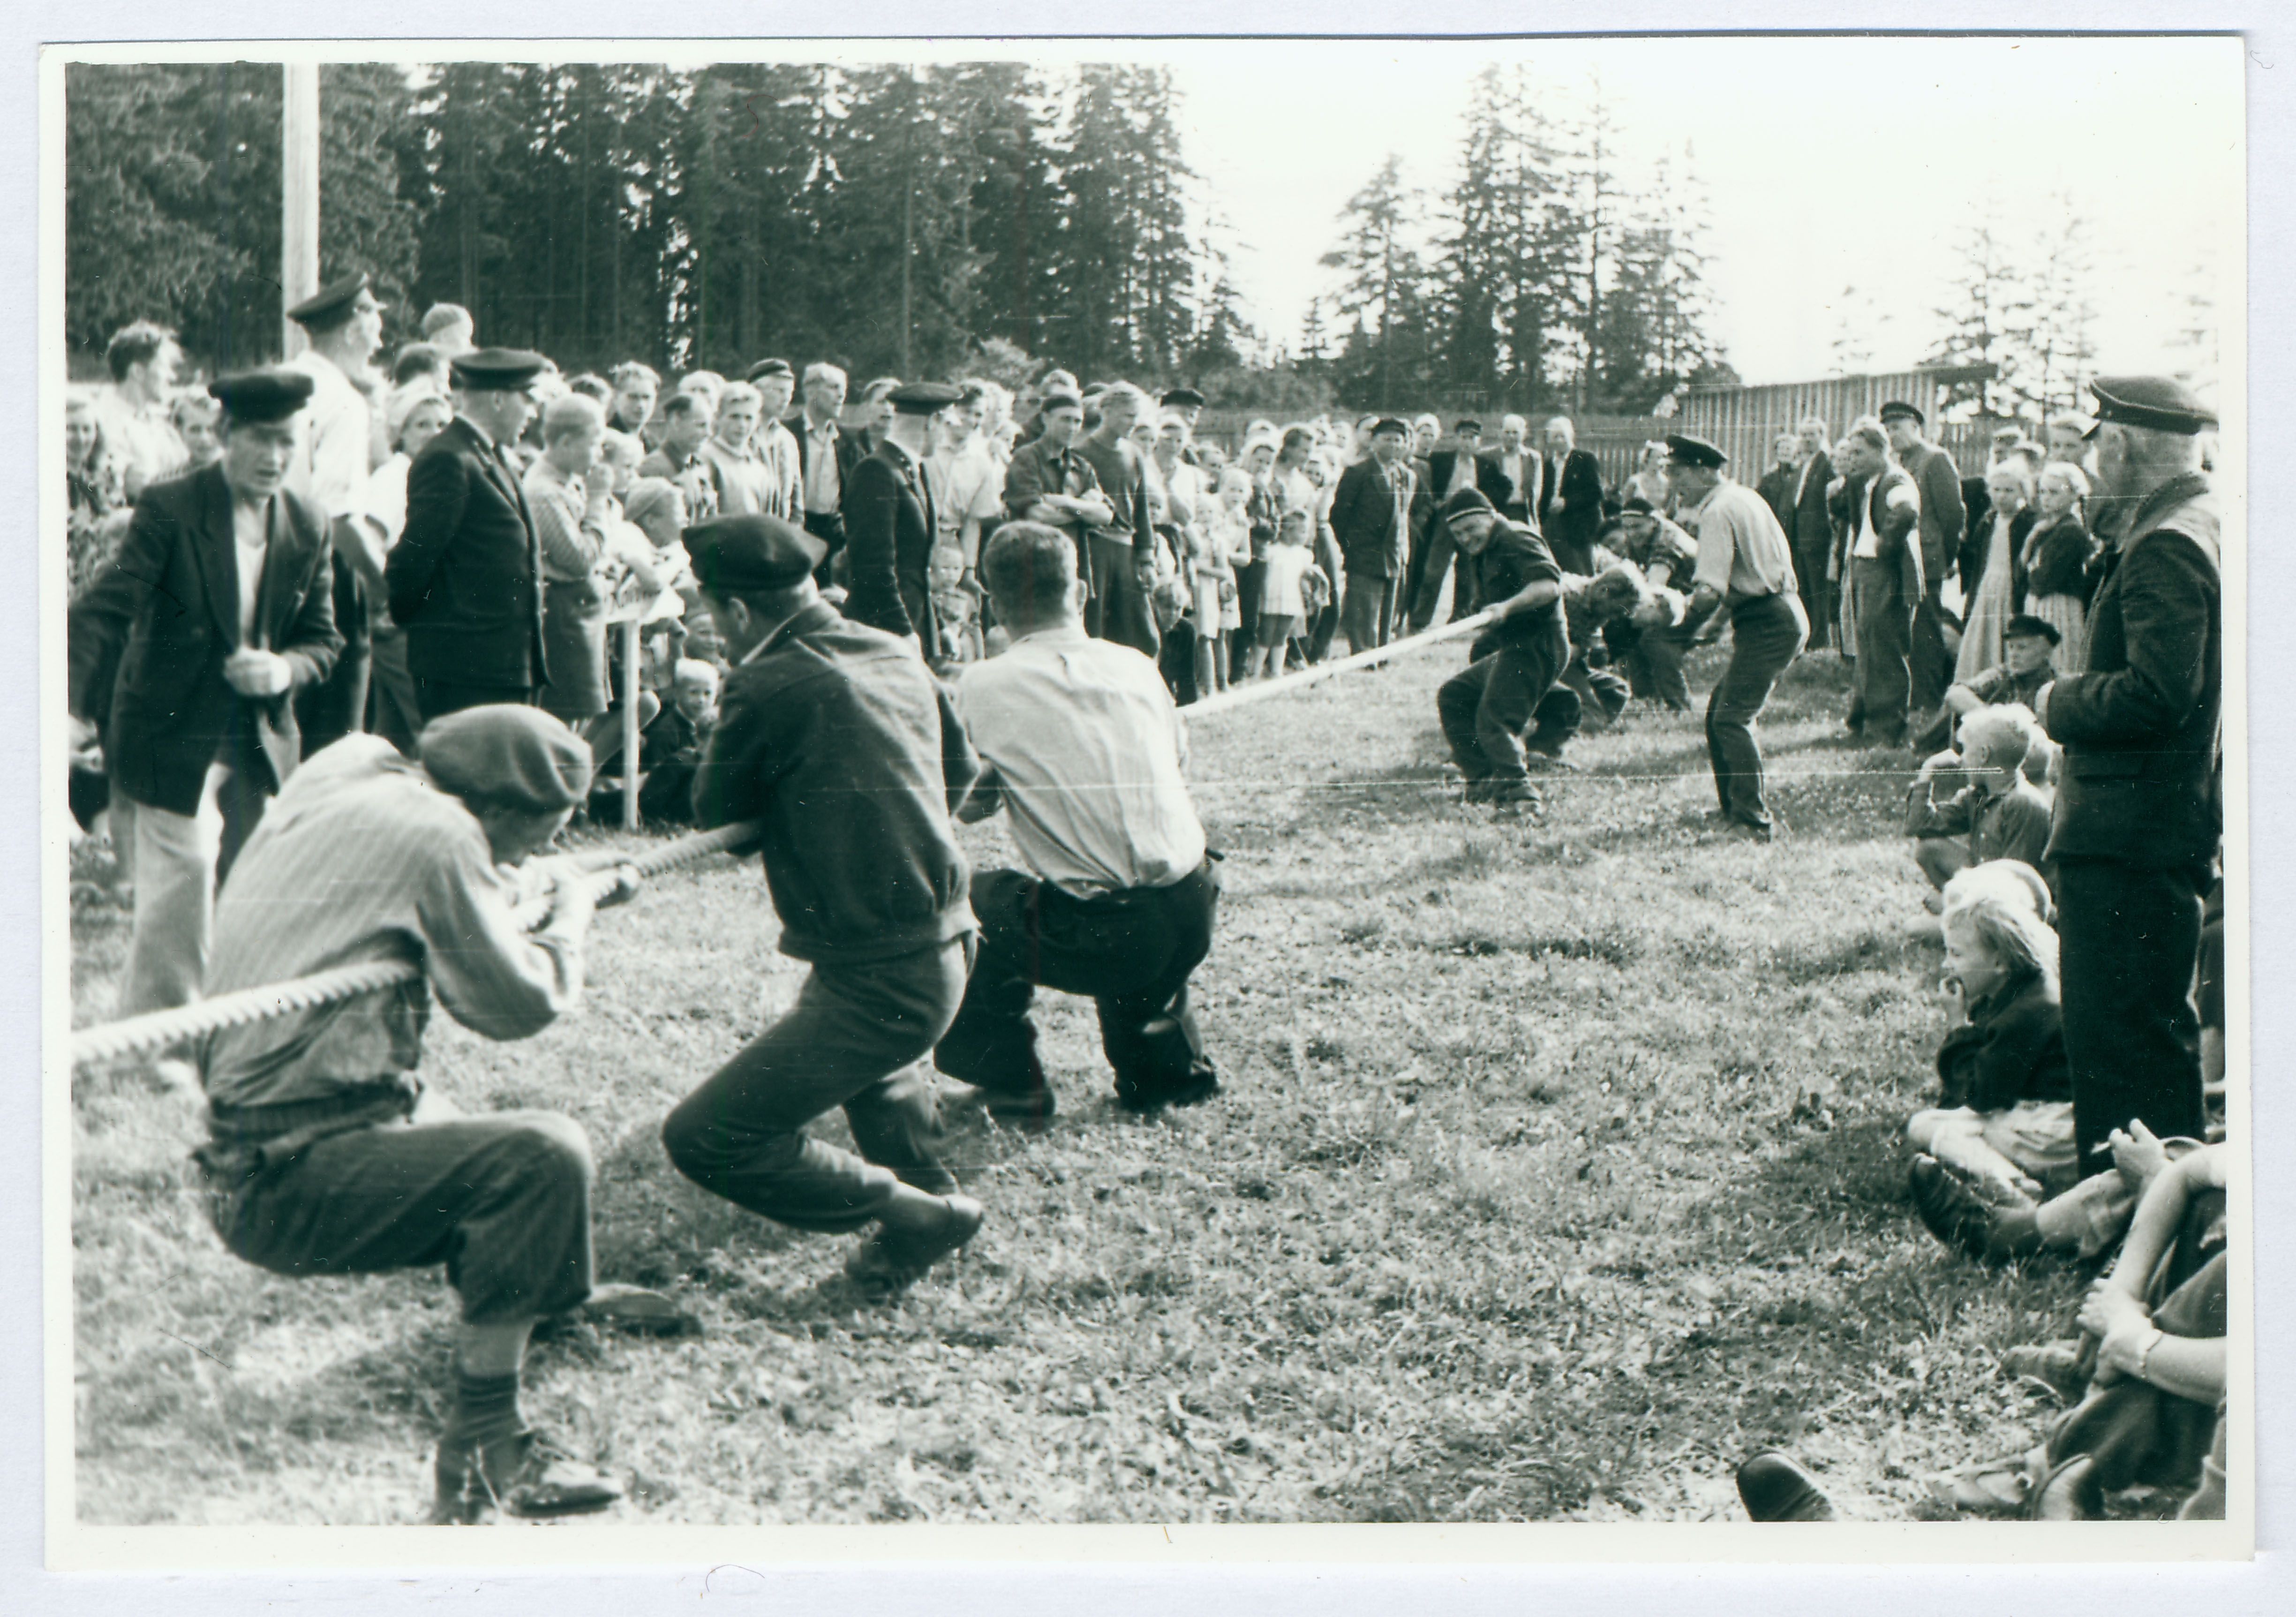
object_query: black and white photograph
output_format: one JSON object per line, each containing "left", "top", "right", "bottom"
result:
{"left": 41, "top": 27, "right": 2253, "bottom": 1565}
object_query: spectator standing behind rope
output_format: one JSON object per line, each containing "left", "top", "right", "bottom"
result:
{"left": 1832, "top": 419, "right": 1923, "bottom": 747}
{"left": 1329, "top": 417, "right": 1416, "bottom": 655}
{"left": 843, "top": 382, "right": 959, "bottom": 660}
{"left": 662, "top": 514, "right": 986, "bottom": 1293}
{"left": 1879, "top": 400, "right": 1967, "bottom": 727}
{"left": 188, "top": 708, "right": 686, "bottom": 1525}
{"left": 1410, "top": 417, "right": 1484, "bottom": 630}
{"left": 283, "top": 273, "right": 392, "bottom": 760}
{"left": 2033, "top": 376, "right": 2222, "bottom": 1171}
{"left": 1539, "top": 416, "right": 1605, "bottom": 575}
{"left": 935, "top": 522, "right": 1224, "bottom": 1127}
{"left": 1665, "top": 433, "right": 1807, "bottom": 841}
{"left": 384, "top": 348, "right": 552, "bottom": 721}
{"left": 1074, "top": 382, "right": 1164, "bottom": 658}
{"left": 68, "top": 370, "right": 343, "bottom": 1021}
{"left": 1784, "top": 417, "right": 1837, "bottom": 649}
{"left": 789, "top": 362, "right": 866, "bottom": 585}
{"left": 96, "top": 320, "right": 189, "bottom": 502}
{"left": 360, "top": 387, "right": 455, "bottom": 754}
{"left": 523, "top": 394, "right": 615, "bottom": 737}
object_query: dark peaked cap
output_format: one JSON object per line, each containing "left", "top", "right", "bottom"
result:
{"left": 286, "top": 272, "right": 384, "bottom": 327}
{"left": 1877, "top": 400, "right": 1926, "bottom": 426}
{"left": 745, "top": 357, "right": 795, "bottom": 382}
{"left": 1161, "top": 386, "right": 1205, "bottom": 408}
{"left": 684, "top": 514, "right": 827, "bottom": 595}
{"left": 888, "top": 381, "right": 964, "bottom": 415}
{"left": 1665, "top": 434, "right": 1728, "bottom": 469}
{"left": 450, "top": 348, "right": 550, "bottom": 392}
{"left": 208, "top": 368, "right": 316, "bottom": 425}
{"left": 2087, "top": 376, "right": 2218, "bottom": 436}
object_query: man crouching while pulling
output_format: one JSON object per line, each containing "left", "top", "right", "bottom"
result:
{"left": 193, "top": 706, "right": 667, "bottom": 1525}
{"left": 662, "top": 514, "right": 986, "bottom": 1292}
{"left": 934, "top": 521, "right": 1222, "bottom": 1127}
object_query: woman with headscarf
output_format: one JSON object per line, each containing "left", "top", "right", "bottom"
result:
{"left": 1953, "top": 460, "right": 2038, "bottom": 685}
{"left": 2021, "top": 461, "right": 2099, "bottom": 673}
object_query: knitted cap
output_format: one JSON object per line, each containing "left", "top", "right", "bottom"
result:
{"left": 420, "top": 705, "right": 593, "bottom": 814}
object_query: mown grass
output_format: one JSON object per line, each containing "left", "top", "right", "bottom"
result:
{"left": 69, "top": 641, "right": 2092, "bottom": 1525}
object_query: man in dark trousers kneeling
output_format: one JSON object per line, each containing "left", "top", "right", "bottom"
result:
{"left": 935, "top": 521, "right": 1222, "bottom": 1127}
{"left": 1432, "top": 487, "right": 1578, "bottom": 813}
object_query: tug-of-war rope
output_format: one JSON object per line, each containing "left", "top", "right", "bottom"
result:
{"left": 71, "top": 609, "right": 1505, "bottom": 1069}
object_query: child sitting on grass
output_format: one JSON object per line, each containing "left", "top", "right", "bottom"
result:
{"left": 632, "top": 659, "right": 720, "bottom": 825}
{"left": 1906, "top": 887, "right": 2075, "bottom": 1217}
{"left": 1905, "top": 702, "right": 2055, "bottom": 910}
{"left": 1916, "top": 614, "right": 2061, "bottom": 757}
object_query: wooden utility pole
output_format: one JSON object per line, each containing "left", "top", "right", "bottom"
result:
{"left": 898, "top": 70, "right": 915, "bottom": 377}
{"left": 281, "top": 62, "right": 322, "bottom": 358}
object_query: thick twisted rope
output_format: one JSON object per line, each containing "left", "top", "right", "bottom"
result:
{"left": 70, "top": 821, "right": 760, "bottom": 1068}
{"left": 73, "top": 618, "right": 1495, "bottom": 1068}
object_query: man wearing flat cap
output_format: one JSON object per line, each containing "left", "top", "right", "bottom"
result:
{"left": 69, "top": 369, "right": 345, "bottom": 1019}
{"left": 744, "top": 358, "right": 805, "bottom": 521}
{"left": 2033, "top": 376, "right": 2222, "bottom": 1168}
{"left": 1879, "top": 400, "right": 1967, "bottom": 723}
{"left": 285, "top": 272, "right": 391, "bottom": 758}
{"left": 190, "top": 708, "right": 677, "bottom": 1524}
{"left": 385, "top": 348, "right": 552, "bottom": 721}
{"left": 1161, "top": 387, "right": 1207, "bottom": 466}
{"left": 1431, "top": 485, "right": 1578, "bottom": 811}
{"left": 841, "top": 381, "right": 957, "bottom": 659}
{"left": 1658, "top": 432, "right": 1807, "bottom": 839}
{"left": 662, "top": 513, "right": 988, "bottom": 1293}
{"left": 1329, "top": 416, "right": 1418, "bottom": 654}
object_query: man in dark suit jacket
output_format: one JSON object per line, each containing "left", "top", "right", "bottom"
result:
{"left": 386, "top": 349, "right": 551, "bottom": 722}
{"left": 1476, "top": 415, "right": 1546, "bottom": 528}
{"left": 789, "top": 361, "right": 868, "bottom": 586}
{"left": 1881, "top": 401, "right": 1966, "bottom": 714}
{"left": 1411, "top": 418, "right": 1484, "bottom": 629}
{"left": 1538, "top": 416, "right": 1605, "bottom": 574}
{"left": 67, "top": 370, "right": 344, "bottom": 1016}
{"left": 842, "top": 383, "right": 953, "bottom": 661}
{"left": 1329, "top": 417, "right": 1418, "bottom": 654}
{"left": 2036, "top": 377, "right": 2221, "bottom": 1168}
{"left": 1831, "top": 420, "right": 1923, "bottom": 745}
{"left": 1786, "top": 418, "right": 1837, "bottom": 648}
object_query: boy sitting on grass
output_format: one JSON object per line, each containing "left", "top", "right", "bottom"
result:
{"left": 1905, "top": 702, "right": 2055, "bottom": 910}
{"left": 1906, "top": 888, "right": 2075, "bottom": 1215}
{"left": 1915, "top": 613, "right": 2062, "bottom": 757}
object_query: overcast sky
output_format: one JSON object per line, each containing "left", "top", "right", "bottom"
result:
{"left": 1165, "top": 35, "right": 2242, "bottom": 386}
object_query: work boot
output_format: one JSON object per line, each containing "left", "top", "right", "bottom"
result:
{"left": 1735, "top": 1450, "right": 1837, "bottom": 1521}
{"left": 432, "top": 1429, "right": 622, "bottom": 1524}
{"left": 1909, "top": 1154, "right": 1997, "bottom": 1261}
{"left": 846, "top": 1194, "right": 985, "bottom": 1293}
{"left": 1484, "top": 776, "right": 1542, "bottom": 814}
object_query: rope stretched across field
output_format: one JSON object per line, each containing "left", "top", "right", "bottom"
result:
{"left": 72, "top": 616, "right": 1499, "bottom": 1068}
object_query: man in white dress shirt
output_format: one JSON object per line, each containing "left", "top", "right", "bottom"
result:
{"left": 935, "top": 521, "right": 1222, "bottom": 1126}
{"left": 286, "top": 272, "right": 391, "bottom": 756}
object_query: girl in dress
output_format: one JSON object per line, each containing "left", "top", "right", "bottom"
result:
{"left": 2021, "top": 462, "right": 2099, "bottom": 673}
{"left": 1954, "top": 460, "right": 2037, "bottom": 685}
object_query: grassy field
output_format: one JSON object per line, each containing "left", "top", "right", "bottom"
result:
{"left": 69, "top": 640, "right": 2096, "bottom": 1525}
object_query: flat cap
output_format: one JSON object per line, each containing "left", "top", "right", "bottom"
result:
{"left": 1370, "top": 416, "right": 1410, "bottom": 439}
{"left": 1439, "top": 486, "right": 1497, "bottom": 521}
{"left": 420, "top": 705, "right": 593, "bottom": 815}
{"left": 1621, "top": 495, "right": 1658, "bottom": 517}
{"left": 2004, "top": 612, "right": 2063, "bottom": 646}
{"left": 2087, "top": 376, "right": 2218, "bottom": 436}
{"left": 1665, "top": 433, "right": 1728, "bottom": 469}
{"left": 1877, "top": 400, "right": 1926, "bottom": 427}
{"left": 449, "top": 348, "right": 550, "bottom": 392}
{"left": 208, "top": 368, "right": 316, "bottom": 425}
{"left": 684, "top": 513, "right": 826, "bottom": 594}
{"left": 1453, "top": 417, "right": 1483, "bottom": 434}
{"left": 1160, "top": 386, "right": 1205, "bottom": 408}
{"left": 745, "top": 357, "right": 795, "bottom": 383}
{"left": 888, "top": 381, "right": 964, "bottom": 416}
{"left": 286, "top": 272, "right": 384, "bottom": 327}
{"left": 1040, "top": 391, "right": 1084, "bottom": 415}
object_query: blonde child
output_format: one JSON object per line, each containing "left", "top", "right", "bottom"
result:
{"left": 1906, "top": 703, "right": 2056, "bottom": 908}
{"left": 1247, "top": 509, "right": 1325, "bottom": 680}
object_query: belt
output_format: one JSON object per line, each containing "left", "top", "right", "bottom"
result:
{"left": 194, "top": 1074, "right": 421, "bottom": 1186}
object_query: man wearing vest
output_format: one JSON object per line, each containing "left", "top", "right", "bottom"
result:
{"left": 2034, "top": 376, "right": 2221, "bottom": 1169}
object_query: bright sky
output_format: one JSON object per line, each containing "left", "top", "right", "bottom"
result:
{"left": 1164, "top": 35, "right": 2243, "bottom": 385}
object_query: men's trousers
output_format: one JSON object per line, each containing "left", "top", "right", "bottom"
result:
{"left": 1436, "top": 634, "right": 1574, "bottom": 786}
{"left": 662, "top": 938, "right": 971, "bottom": 1232}
{"left": 414, "top": 678, "right": 538, "bottom": 725}
{"left": 1911, "top": 577, "right": 1954, "bottom": 711}
{"left": 1341, "top": 570, "right": 1399, "bottom": 655}
{"left": 1230, "top": 559, "right": 1266, "bottom": 681}
{"left": 1082, "top": 531, "right": 1160, "bottom": 658}
{"left": 1607, "top": 619, "right": 1695, "bottom": 711}
{"left": 1852, "top": 557, "right": 1915, "bottom": 742}
{"left": 203, "top": 1110, "right": 595, "bottom": 1325}
{"left": 367, "top": 624, "right": 424, "bottom": 755}
{"left": 294, "top": 546, "right": 370, "bottom": 758}
{"left": 2056, "top": 857, "right": 2210, "bottom": 1166}
{"left": 936, "top": 862, "right": 1220, "bottom": 1107}
{"left": 1704, "top": 592, "right": 1807, "bottom": 831}
{"left": 111, "top": 766, "right": 268, "bottom": 1016}
{"left": 1409, "top": 521, "right": 1478, "bottom": 631}
{"left": 1795, "top": 537, "right": 1834, "bottom": 650}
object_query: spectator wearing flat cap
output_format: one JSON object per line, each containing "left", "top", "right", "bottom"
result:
{"left": 1410, "top": 417, "right": 1486, "bottom": 630}
{"left": 385, "top": 349, "right": 552, "bottom": 722}
{"left": 1329, "top": 417, "right": 1418, "bottom": 654}
{"left": 1074, "top": 383, "right": 1167, "bottom": 659}
{"left": 190, "top": 708, "right": 681, "bottom": 1525}
{"left": 1879, "top": 400, "right": 1968, "bottom": 723}
{"left": 937, "top": 521, "right": 1223, "bottom": 1124}
{"left": 284, "top": 272, "right": 393, "bottom": 760}
{"left": 1664, "top": 433, "right": 1807, "bottom": 839}
{"left": 1432, "top": 487, "right": 1579, "bottom": 811}
{"left": 842, "top": 381, "right": 957, "bottom": 659}
{"left": 68, "top": 369, "right": 345, "bottom": 1020}
{"left": 743, "top": 358, "right": 805, "bottom": 521}
{"left": 662, "top": 512, "right": 987, "bottom": 1293}
{"left": 2033, "top": 376, "right": 2223, "bottom": 1168}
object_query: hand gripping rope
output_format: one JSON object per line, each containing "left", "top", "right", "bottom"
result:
{"left": 69, "top": 614, "right": 1501, "bottom": 1069}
